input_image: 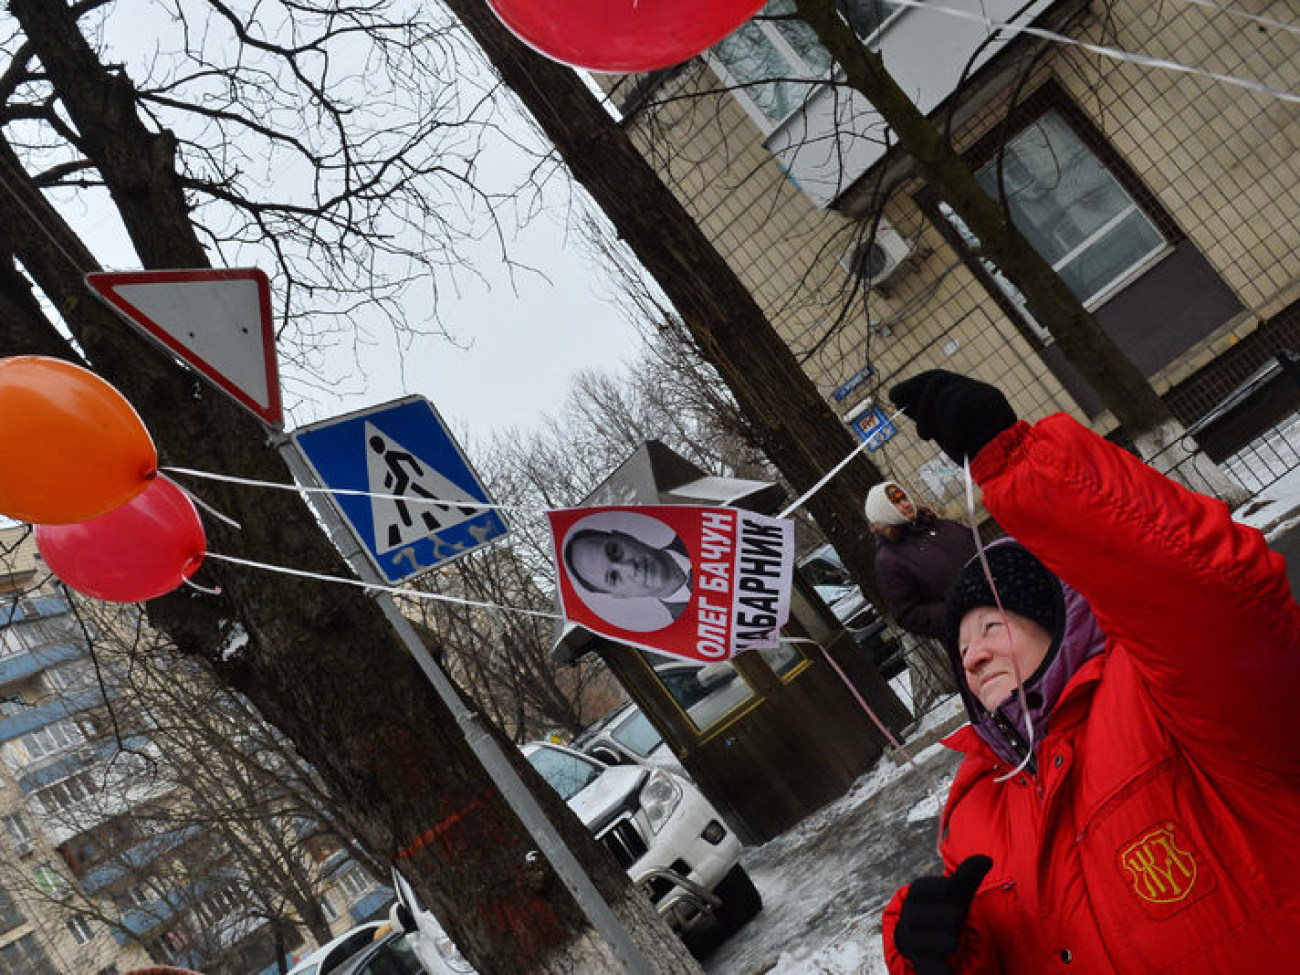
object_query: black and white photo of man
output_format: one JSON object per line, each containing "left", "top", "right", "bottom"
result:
{"left": 562, "top": 511, "right": 693, "bottom": 632}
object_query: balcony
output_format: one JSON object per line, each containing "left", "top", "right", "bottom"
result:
{"left": 80, "top": 823, "right": 203, "bottom": 893}
{"left": 18, "top": 732, "right": 151, "bottom": 795}
{"left": 0, "top": 643, "right": 80, "bottom": 690}
{"left": 4, "top": 594, "right": 71, "bottom": 623}
{"left": 348, "top": 885, "right": 394, "bottom": 924}
{"left": 0, "top": 687, "right": 103, "bottom": 744}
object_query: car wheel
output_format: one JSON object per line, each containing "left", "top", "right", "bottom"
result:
{"left": 712, "top": 864, "right": 762, "bottom": 931}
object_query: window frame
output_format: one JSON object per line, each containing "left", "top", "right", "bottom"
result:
{"left": 920, "top": 80, "right": 1183, "bottom": 344}
{"left": 708, "top": 0, "right": 904, "bottom": 134}
{"left": 65, "top": 915, "right": 96, "bottom": 945}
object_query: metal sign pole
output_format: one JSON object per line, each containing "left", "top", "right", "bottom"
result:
{"left": 276, "top": 437, "right": 655, "bottom": 975}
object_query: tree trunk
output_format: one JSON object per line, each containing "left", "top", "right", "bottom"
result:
{"left": 4, "top": 2, "right": 699, "bottom": 971}
{"left": 439, "top": 0, "right": 890, "bottom": 600}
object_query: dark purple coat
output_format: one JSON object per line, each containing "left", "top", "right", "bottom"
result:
{"left": 873, "top": 511, "right": 977, "bottom": 638}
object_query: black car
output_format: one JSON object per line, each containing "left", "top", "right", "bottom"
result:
{"left": 801, "top": 545, "right": 905, "bottom": 678}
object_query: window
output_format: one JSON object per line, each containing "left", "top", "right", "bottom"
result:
{"left": 336, "top": 866, "right": 374, "bottom": 901}
{"left": 0, "top": 623, "right": 36, "bottom": 658}
{"left": 0, "top": 933, "right": 57, "bottom": 975}
{"left": 0, "top": 882, "right": 24, "bottom": 936}
{"left": 33, "top": 864, "right": 68, "bottom": 898}
{"left": 123, "top": 883, "right": 155, "bottom": 909}
{"left": 2, "top": 813, "right": 33, "bottom": 848}
{"left": 526, "top": 746, "right": 604, "bottom": 801}
{"left": 971, "top": 109, "right": 1168, "bottom": 311}
{"left": 191, "top": 884, "right": 240, "bottom": 926}
{"left": 712, "top": 0, "right": 900, "bottom": 130}
{"left": 31, "top": 769, "right": 97, "bottom": 817}
{"left": 46, "top": 659, "right": 99, "bottom": 695}
{"left": 354, "top": 936, "right": 423, "bottom": 975}
{"left": 651, "top": 659, "right": 755, "bottom": 730}
{"left": 16, "top": 720, "right": 85, "bottom": 763}
{"left": 320, "top": 894, "right": 339, "bottom": 923}
{"left": 65, "top": 916, "right": 95, "bottom": 945}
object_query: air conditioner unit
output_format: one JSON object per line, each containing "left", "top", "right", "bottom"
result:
{"left": 841, "top": 220, "right": 914, "bottom": 289}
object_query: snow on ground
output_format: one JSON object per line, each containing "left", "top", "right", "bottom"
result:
{"left": 701, "top": 699, "right": 964, "bottom": 975}
{"left": 702, "top": 449, "right": 1300, "bottom": 975}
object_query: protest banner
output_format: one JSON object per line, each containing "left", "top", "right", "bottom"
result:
{"left": 548, "top": 505, "right": 793, "bottom": 662}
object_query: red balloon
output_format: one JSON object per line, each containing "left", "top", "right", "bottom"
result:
{"left": 486, "top": 0, "right": 766, "bottom": 73}
{"left": 36, "top": 476, "right": 206, "bottom": 603}
{"left": 0, "top": 356, "right": 156, "bottom": 525}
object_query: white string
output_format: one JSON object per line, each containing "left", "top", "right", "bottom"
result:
{"left": 169, "top": 478, "right": 243, "bottom": 530}
{"left": 1177, "top": 0, "right": 1300, "bottom": 37}
{"left": 778, "top": 407, "right": 906, "bottom": 519}
{"left": 182, "top": 576, "right": 223, "bottom": 596}
{"left": 203, "top": 550, "right": 561, "bottom": 621}
{"left": 163, "top": 466, "right": 525, "bottom": 513}
{"left": 961, "top": 458, "right": 1036, "bottom": 782}
{"left": 887, "top": 0, "right": 1300, "bottom": 105}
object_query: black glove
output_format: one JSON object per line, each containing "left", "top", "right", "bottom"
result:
{"left": 893, "top": 854, "right": 993, "bottom": 975}
{"left": 889, "top": 370, "right": 1017, "bottom": 464}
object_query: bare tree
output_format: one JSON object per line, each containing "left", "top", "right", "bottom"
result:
{"left": 1, "top": 2, "right": 700, "bottom": 970}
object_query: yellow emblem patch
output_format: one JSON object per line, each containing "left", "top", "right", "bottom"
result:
{"left": 1119, "top": 822, "right": 1197, "bottom": 904}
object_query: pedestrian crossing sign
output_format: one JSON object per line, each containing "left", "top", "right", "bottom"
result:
{"left": 291, "top": 396, "right": 508, "bottom": 583}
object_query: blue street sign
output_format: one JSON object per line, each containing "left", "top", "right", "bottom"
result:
{"left": 832, "top": 365, "right": 874, "bottom": 403}
{"left": 292, "top": 396, "right": 508, "bottom": 583}
{"left": 848, "top": 405, "right": 898, "bottom": 452}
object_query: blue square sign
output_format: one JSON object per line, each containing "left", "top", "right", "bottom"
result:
{"left": 291, "top": 396, "right": 508, "bottom": 583}
{"left": 849, "top": 406, "right": 898, "bottom": 452}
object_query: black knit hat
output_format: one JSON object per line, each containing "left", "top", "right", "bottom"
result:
{"left": 946, "top": 544, "right": 1061, "bottom": 647}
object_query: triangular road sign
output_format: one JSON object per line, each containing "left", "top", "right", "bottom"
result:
{"left": 86, "top": 268, "right": 283, "bottom": 427}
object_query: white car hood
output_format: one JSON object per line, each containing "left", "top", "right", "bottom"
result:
{"left": 567, "top": 764, "right": 646, "bottom": 829}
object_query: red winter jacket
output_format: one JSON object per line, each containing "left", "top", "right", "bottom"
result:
{"left": 883, "top": 414, "right": 1300, "bottom": 972}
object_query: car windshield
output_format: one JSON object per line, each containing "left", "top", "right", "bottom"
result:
{"left": 348, "top": 935, "right": 423, "bottom": 975}
{"left": 609, "top": 708, "right": 663, "bottom": 759}
{"left": 527, "top": 745, "right": 603, "bottom": 800}
{"left": 322, "top": 929, "right": 385, "bottom": 973}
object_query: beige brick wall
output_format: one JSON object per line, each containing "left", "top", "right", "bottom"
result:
{"left": 610, "top": 0, "right": 1299, "bottom": 457}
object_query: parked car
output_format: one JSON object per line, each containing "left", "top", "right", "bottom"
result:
{"left": 522, "top": 740, "right": 762, "bottom": 938}
{"left": 287, "top": 921, "right": 387, "bottom": 975}
{"left": 329, "top": 929, "right": 426, "bottom": 975}
{"left": 572, "top": 700, "right": 686, "bottom": 775}
{"left": 800, "top": 544, "right": 905, "bottom": 678}
{"left": 388, "top": 868, "right": 477, "bottom": 975}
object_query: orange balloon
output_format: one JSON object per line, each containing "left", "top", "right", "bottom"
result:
{"left": 0, "top": 356, "right": 156, "bottom": 524}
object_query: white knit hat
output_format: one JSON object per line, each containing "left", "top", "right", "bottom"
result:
{"left": 865, "top": 481, "right": 911, "bottom": 526}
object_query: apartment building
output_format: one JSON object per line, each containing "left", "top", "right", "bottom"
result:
{"left": 0, "top": 526, "right": 397, "bottom": 973}
{"left": 601, "top": 0, "right": 1299, "bottom": 501}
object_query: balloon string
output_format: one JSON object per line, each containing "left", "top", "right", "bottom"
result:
{"left": 203, "top": 551, "right": 561, "bottom": 620}
{"left": 793, "top": 635, "right": 946, "bottom": 803}
{"left": 182, "top": 577, "right": 222, "bottom": 596}
{"left": 162, "top": 466, "right": 524, "bottom": 513}
{"left": 170, "top": 479, "right": 242, "bottom": 531}
{"left": 887, "top": 0, "right": 1300, "bottom": 105}
{"left": 777, "top": 406, "right": 905, "bottom": 520}
{"left": 961, "top": 460, "right": 1036, "bottom": 783}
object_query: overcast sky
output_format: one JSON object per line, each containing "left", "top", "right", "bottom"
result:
{"left": 306, "top": 209, "right": 647, "bottom": 445}
{"left": 69, "top": 1, "right": 649, "bottom": 450}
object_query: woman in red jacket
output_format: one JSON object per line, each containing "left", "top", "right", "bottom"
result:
{"left": 882, "top": 370, "right": 1300, "bottom": 973}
